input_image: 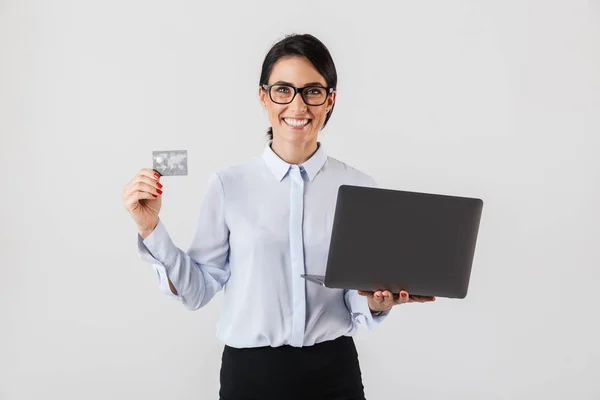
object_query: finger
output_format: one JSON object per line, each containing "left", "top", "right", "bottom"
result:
{"left": 125, "top": 169, "right": 159, "bottom": 189}
{"left": 139, "top": 168, "right": 162, "bottom": 181}
{"left": 412, "top": 295, "right": 434, "bottom": 301}
{"left": 129, "top": 190, "right": 160, "bottom": 203}
{"left": 127, "top": 169, "right": 160, "bottom": 188}
{"left": 381, "top": 290, "right": 395, "bottom": 308}
{"left": 124, "top": 187, "right": 158, "bottom": 210}
{"left": 357, "top": 290, "right": 373, "bottom": 297}
{"left": 124, "top": 185, "right": 161, "bottom": 210}
{"left": 135, "top": 175, "right": 163, "bottom": 191}
{"left": 395, "top": 290, "right": 410, "bottom": 305}
{"left": 409, "top": 295, "right": 436, "bottom": 303}
{"left": 124, "top": 190, "right": 159, "bottom": 211}
{"left": 126, "top": 181, "right": 163, "bottom": 199}
{"left": 373, "top": 291, "right": 385, "bottom": 304}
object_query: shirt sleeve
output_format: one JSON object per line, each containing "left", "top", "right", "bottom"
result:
{"left": 136, "top": 173, "right": 230, "bottom": 310}
{"left": 344, "top": 289, "right": 391, "bottom": 329}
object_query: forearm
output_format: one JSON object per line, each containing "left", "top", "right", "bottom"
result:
{"left": 138, "top": 220, "right": 227, "bottom": 309}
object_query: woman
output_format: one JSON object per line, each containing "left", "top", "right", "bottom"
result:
{"left": 122, "top": 33, "right": 434, "bottom": 400}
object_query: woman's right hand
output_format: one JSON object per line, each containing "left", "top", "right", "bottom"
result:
{"left": 123, "top": 169, "right": 163, "bottom": 238}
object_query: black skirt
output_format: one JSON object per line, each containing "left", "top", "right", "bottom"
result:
{"left": 219, "top": 335, "right": 366, "bottom": 400}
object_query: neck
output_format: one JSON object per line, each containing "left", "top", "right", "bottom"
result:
{"left": 270, "top": 138, "right": 319, "bottom": 165}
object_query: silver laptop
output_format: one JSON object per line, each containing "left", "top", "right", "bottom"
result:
{"left": 302, "top": 184, "right": 483, "bottom": 299}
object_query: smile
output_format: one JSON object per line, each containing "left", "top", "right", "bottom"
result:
{"left": 283, "top": 118, "right": 311, "bottom": 128}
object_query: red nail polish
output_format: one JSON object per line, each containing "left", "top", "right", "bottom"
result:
{"left": 157, "top": 182, "right": 163, "bottom": 189}
{"left": 400, "top": 292, "right": 407, "bottom": 298}
{"left": 152, "top": 194, "right": 158, "bottom": 198}
{"left": 154, "top": 173, "right": 160, "bottom": 179}
{"left": 157, "top": 189, "right": 163, "bottom": 194}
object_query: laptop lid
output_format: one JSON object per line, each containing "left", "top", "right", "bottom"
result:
{"left": 323, "top": 185, "right": 483, "bottom": 298}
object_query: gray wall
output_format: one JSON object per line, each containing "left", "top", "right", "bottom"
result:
{"left": 1, "top": 1, "right": 599, "bottom": 399}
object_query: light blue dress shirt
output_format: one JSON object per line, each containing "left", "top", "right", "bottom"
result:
{"left": 137, "top": 143, "right": 390, "bottom": 348}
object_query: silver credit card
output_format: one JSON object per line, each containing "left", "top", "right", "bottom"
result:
{"left": 152, "top": 150, "right": 188, "bottom": 176}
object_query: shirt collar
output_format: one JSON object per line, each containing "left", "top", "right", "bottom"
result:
{"left": 262, "top": 142, "right": 328, "bottom": 182}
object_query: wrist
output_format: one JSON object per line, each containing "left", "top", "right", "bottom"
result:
{"left": 139, "top": 221, "right": 158, "bottom": 240}
{"left": 369, "top": 307, "right": 387, "bottom": 316}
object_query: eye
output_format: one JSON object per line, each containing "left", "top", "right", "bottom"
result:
{"left": 275, "top": 85, "right": 292, "bottom": 93}
{"left": 305, "top": 87, "right": 326, "bottom": 96}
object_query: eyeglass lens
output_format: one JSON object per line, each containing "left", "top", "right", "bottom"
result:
{"left": 269, "top": 85, "right": 328, "bottom": 105}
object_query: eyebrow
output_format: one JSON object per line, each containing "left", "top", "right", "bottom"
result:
{"left": 272, "top": 80, "right": 327, "bottom": 87}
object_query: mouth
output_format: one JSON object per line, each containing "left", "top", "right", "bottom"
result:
{"left": 282, "top": 117, "right": 312, "bottom": 130}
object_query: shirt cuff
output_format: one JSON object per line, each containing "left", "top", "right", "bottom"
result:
{"left": 346, "top": 290, "right": 391, "bottom": 329}
{"left": 136, "top": 220, "right": 182, "bottom": 299}
{"left": 152, "top": 264, "right": 181, "bottom": 299}
{"left": 137, "top": 219, "right": 178, "bottom": 265}
{"left": 365, "top": 300, "right": 392, "bottom": 326}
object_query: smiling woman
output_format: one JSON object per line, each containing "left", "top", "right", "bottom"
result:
{"left": 257, "top": 35, "right": 337, "bottom": 164}
{"left": 123, "top": 33, "right": 434, "bottom": 400}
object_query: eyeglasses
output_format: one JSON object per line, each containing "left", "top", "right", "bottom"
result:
{"left": 261, "top": 84, "right": 334, "bottom": 106}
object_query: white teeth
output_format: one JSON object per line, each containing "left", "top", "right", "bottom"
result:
{"left": 284, "top": 118, "right": 309, "bottom": 127}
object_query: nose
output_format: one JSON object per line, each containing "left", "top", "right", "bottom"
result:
{"left": 289, "top": 90, "right": 308, "bottom": 112}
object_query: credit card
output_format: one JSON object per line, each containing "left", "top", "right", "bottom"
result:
{"left": 152, "top": 150, "right": 188, "bottom": 176}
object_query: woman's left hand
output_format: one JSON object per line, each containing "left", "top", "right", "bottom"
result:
{"left": 358, "top": 290, "right": 436, "bottom": 313}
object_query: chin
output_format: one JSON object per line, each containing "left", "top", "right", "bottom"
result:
{"left": 280, "top": 131, "right": 316, "bottom": 145}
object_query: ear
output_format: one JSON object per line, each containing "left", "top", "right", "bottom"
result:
{"left": 326, "top": 90, "right": 337, "bottom": 113}
{"left": 258, "top": 86, "right": 268, "bottom": 109}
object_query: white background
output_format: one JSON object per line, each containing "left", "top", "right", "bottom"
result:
{"left": 1, "top": 1, "right": 599, "bottom": 399}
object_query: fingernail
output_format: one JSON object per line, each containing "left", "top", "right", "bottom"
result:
{"left": 157, "top": 189, "right": 163, "bottom": 194}
{"left": 157, "top": 182, "right": 163, "bottom": 189}
{"left": 152, "top": 194, "right": 158, "bottom": 198}
{"left": 154, "top": 173, "right": 160, "bottom": 179}
{"left": 400, "top": 292, "right": 407, "bottom": 298}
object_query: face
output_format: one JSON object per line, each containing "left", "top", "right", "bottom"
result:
{"left": 258, "top": 56, "right": 336, "bottom": 147}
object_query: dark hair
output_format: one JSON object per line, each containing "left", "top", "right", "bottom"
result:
{"left": 259, "top": 34, "right": 338, "bottom": 141}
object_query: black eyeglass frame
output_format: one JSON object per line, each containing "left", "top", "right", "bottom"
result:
{"left": 261, "top": 84, "right": 335, "bottom": 106}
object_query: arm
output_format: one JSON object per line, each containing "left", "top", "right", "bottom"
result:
{"left": 137, "top": 174, "right": 230, "bottom": 310}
